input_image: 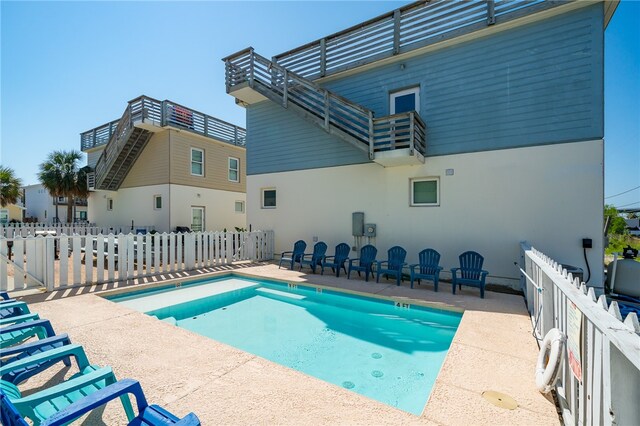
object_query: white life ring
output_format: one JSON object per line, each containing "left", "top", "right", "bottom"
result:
{"left": 535, "top": 328, "right": 566, "bottom": 394}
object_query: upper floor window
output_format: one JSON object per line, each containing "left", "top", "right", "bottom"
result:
{"left": 228, "top": 157, "right": 240, "bottom": 182}
{"left": 235, "top": 201, "right": 245, "bottom": 213}
{"left": 191, "top": 148, "right": 204, "bottom": 176}
{"left": 390, "top": 86, "right": 420, "bottom": 114}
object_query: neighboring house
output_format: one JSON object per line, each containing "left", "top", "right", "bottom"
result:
{"left": 624, "top": 218, "right": 640, "bottom": 237}
{"left": 80, "top": 95, "right": 247, "bottom": 233}
{"left": 223, "top": 0, "right": 617, "bottom": 288}
{"left": 23, "top": 184, "right": 87, "bottom": 223}
{"left": 0, "top": 197, "right": 25, "bottom": 224}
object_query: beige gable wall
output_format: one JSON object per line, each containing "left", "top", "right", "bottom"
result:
{"left": 169, "top": 130, "right": 246, "bottom": 193}
{"left": 120, "top": 131, "right": 170, "bottom": 188}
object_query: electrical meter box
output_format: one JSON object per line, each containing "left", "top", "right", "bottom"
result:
{"left": 364, "top": 224, "right": 376, "bottom": 237}
{"left": 352, "top": 212, "right": 364, "bottom": 236}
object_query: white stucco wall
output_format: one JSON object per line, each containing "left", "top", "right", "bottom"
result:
{"left": 247, "top": 140, "right": 604, "bottom": 289}
{"left": 88, "top": 184, "right": 246, "bottom": 233}
{"left": 169, "top": 185, "right": 247, "bottom": 232}
{"left": 88, "top": 185, "right": 171, "bottom": 232}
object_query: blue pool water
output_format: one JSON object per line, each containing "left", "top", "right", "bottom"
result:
{"left": 109, "top": 275, "right": 461, "bottom": 415}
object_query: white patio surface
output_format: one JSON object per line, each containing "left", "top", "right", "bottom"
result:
{"left": 13, "top": 262, "right": 560, "bottom": 425}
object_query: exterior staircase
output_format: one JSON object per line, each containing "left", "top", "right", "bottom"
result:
{"left": 81, "top": 96, "right": 247, "bottom": 191}
{"left": 223, "top": 48, "right": 426, "bottom": 166}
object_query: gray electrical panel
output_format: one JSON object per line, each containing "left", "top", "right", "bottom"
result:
{"left": 364, "top": 224, "right": 376, "bottom": 237}
{"left": 352, "top": 212, "right": 364, "bottom": 236}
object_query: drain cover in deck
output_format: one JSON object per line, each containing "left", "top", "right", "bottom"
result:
{"left": 481, "top": 391, "right": 518, "bottom": 410}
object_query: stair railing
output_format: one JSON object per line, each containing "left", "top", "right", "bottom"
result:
{"left": 224, "top": 48, "right": 427, "bottom": 159}
{"left": 93, "top": 105, "right": 133, "bottom": 189}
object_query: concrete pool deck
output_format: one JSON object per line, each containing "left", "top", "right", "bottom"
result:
{"left": 13, "top": 262, "right": 560, "bottom": 425}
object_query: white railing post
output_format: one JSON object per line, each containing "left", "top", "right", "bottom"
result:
{"left": 45, "top": 235, "right": 55, "bottom": 290}
{"left": 0, "top": 238, "right": 7, "bottom": 291}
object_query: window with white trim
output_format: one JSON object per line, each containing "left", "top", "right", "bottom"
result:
{"left": 154, "top": 195, "right": 162, "bottom": 210}
{"left": 390, "top": 86, "right": 420, "bottom": 114}
{"left": 228, "top": 157, "right": 239, "bottom": 182}
{"left": 261, "top": 188, "right": 276, "bottom": 209}
{"left": 107, "top": 198, "right": 114, "bottom": 211}
{"left": 191, "top": 148, "right": 204, "bottom": 176}
{"left": 410, "top": 178, "right": 439, "bottom": 206}
{"left": 235, "top": 201, "right": 245, "bottom": 213}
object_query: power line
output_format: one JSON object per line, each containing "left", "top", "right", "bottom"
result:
{"left": 606, "top": 185, "right": 640, "bottom": 199}
{"left": 616, "top": 201, "right": 640, "bottom": 208}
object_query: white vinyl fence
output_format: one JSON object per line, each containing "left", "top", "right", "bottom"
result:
{"left": 0, "top": 223, "right": 156, "bottom": 238}
{"left": 520, "top": 242, "right": 639, "bottom": 426}
{"left": 0, "top": 230, "right": 274, "bottom": 292}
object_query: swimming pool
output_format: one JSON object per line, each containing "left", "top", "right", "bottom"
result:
{"left": 108, "top": 275, "right": 462, "bottom": 415}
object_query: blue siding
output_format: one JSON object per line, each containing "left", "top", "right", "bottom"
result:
{"left": 247, "top": 4, "right": 604, "bottom": 175}
{"left": 246, "top": 102, "right": 369, "bottom": 175}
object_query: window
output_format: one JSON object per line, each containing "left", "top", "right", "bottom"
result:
{"left": 262, "top": 188, "right": 276, "bottom": 209}
{"left": 235, "top": 201, "right": 245, "bottom": 213}
{"left": 390, "top": 86, "right": 420, "bottom": 114}
{"left": 107, "top": 198, "right": 114, "bottom": 211}
{"left": 191, "top": 148, "right": 204, "bottom": 176}
{"left": 154, "top": 195, "right": 162, "bottom": 210}
{"left": 78, "top": 211, "right": 87, "bottom": 220}
{"left": 191, "top": 207, "right": 205, "bottom": 231}
{"left": 228, "top": 157, "right": 240, "bottom": 182}
{"left": 410, "top": 178, "right": 439, "bottom": 206}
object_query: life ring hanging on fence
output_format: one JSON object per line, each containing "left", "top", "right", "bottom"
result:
{"left": 535, "top": 328, "right": 566, "bottom": 394}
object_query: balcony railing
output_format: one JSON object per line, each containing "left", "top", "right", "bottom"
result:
{"left": 273, "top": 0, "right": 565, "bottom": 80}
{"left": 224, "top": 48, "right": 426, "bottom": 161}
{"left": 80, "top": 95, "right": 247, "bottom": 151}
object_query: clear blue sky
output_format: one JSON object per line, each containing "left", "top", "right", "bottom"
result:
{"left": 1, "top": 1, "right": 638, "bottom": 209}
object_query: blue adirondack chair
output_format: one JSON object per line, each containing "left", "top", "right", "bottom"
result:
{"left": 278, "top": 240, "right": 307, "bottom": 270}
{"left": 347, "top": 245, "right": 378, "bottom": 282}
{"left": 1, "top": 318, "right": 56, "bottom": 348}
{"left": 0, "top": 344, "right": 135, "bottom": 425}
{"left": 409, "top": 248, "right": 443, "bottom": 290}
{"left": 40, "top": 379, "right": 201, "bottom": 426}
{"left": 0, "top": 301, "right": 30, "bottom": 320}
{"left": 451, "top": 251, "right": 489, "bottom": 298}
{"left": 1, "top": 333, "right": 73, "bottom": 385}
{"left": 376, "top": 246, "right": 407, "bottom": 286}
{"left": 299, "top": 242, "right": 327, "bottom": 273}
{"left": 321, "top": 243, "right": 350, "bottom": 277}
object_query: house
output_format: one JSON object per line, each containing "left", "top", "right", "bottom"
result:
{"left": 23, "top": 184, "right": 87, "bottom": 223}
{"left": 81, "top": 95, "right": 247, "bottom": 233}
{"left": 223, "top": 0, "right": 617, "bottom": 289}
{"left": 0, "top": 198, "right": 25, "bottom": 224}
{"left": 624, "top": 218, "right": 640, "bottom": 236}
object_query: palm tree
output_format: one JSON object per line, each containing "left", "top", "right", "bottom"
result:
{"left": 0, "top": 165, "right": 22, "bottom": 207}
{"left": 38, "top": 150, "right": 83, "bottom": 223}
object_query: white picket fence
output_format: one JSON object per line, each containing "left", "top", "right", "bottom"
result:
{"left": 520, "top": 242, "right": 639, "bottom": 426}
{"left": 0, "top": 223, "right": 156, "bottom": 238}
{"left": 0, "top": 230, "right": 274, "bottom": 292}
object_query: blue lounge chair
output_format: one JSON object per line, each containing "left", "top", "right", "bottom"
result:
{"left": 347, "top": 245, "right": 378, "bottom": 282}
{"left": 1, "top": 333, "right": 73, "bottom": 385}
{"left": 0, "top": 301, "right": 30, "bottom": 320}
{"left": 41, "top": 378, "right": 201, "bottom": 425}
{"left": 1, "top": 318, "right": 56, "bottom": 348}
{"left": 0, "top": 344, "right": 134, "bottom": 425}
{"left": 0, "top": 291, "right": 10, "bottom": 301}
{"left": 409, "top": 248, "right": 443, "bottom": 290}
{"left": 451, "top": 251, "right": 489, "bottom": 298}
{"left": 376, "top": 246, "right": 407, "bottom": 286}
{"left": 299, "top": 242, "right": 327, "bottom": 273}
{"left": 321, "top": 243, "right": 350, "bottom": 277}
{"left": 278, "top": 240, "right": 306, "bottom": 270}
